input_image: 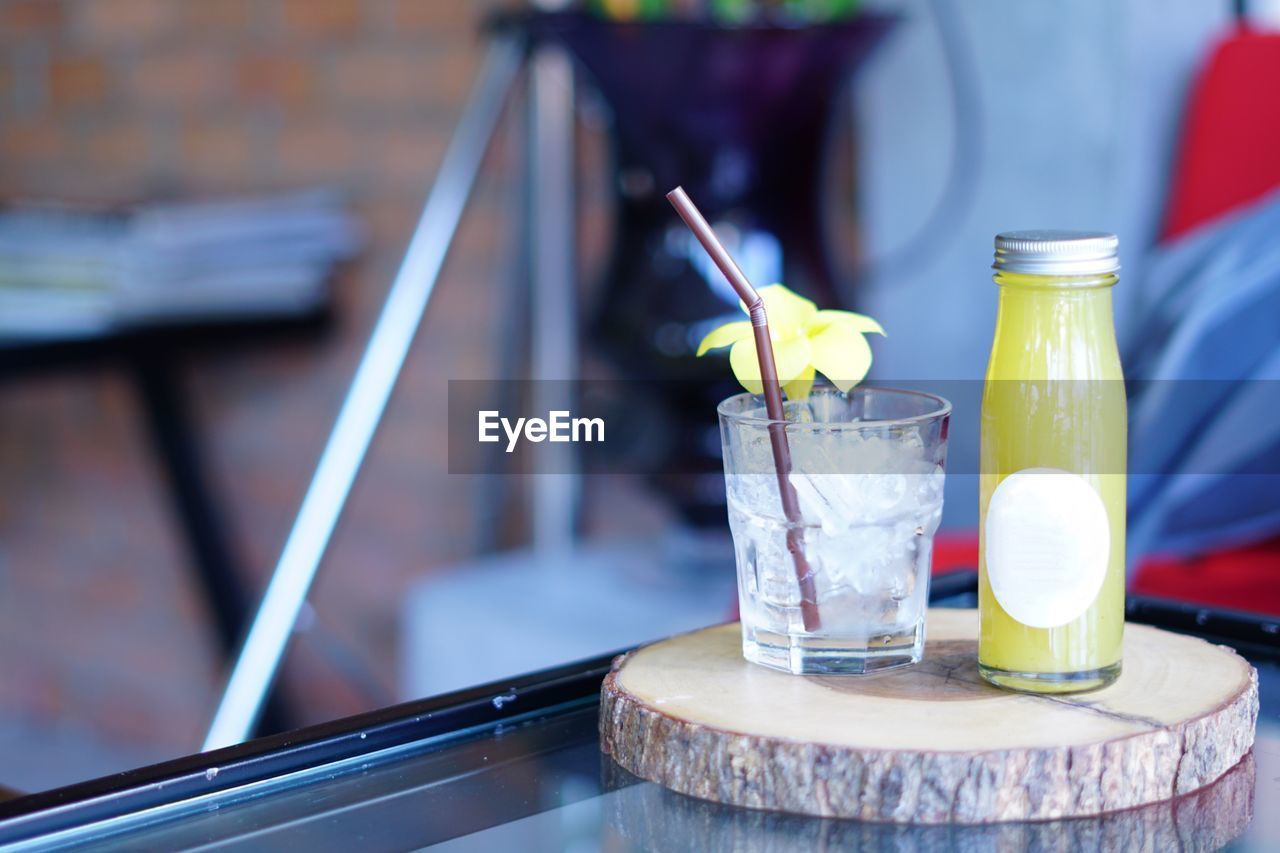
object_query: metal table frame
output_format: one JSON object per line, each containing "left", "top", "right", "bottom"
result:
{"left": 203, "top": 24, "right": 580, "bottom": 749}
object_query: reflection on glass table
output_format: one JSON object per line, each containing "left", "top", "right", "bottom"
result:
{"left": 0, "top": 581, "right": 1277, "bottom": 851}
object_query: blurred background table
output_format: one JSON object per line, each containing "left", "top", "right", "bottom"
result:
{"left": 0, "top": 312, "right": 330, "bottom": 667}
{"left": 0, "top": 312, "right": 337, "bottom": 738}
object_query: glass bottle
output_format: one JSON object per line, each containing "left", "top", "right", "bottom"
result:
{"left": 979, "top": 231, "right": 1127, "bottom": 693}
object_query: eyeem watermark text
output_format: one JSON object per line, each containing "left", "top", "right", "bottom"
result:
{"left": 478, "top": 410, "right": 605, "bottom": 453}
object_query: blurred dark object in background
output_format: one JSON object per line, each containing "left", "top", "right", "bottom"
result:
{"left": 518, "top": 10, "right": 892, "bottom": 525}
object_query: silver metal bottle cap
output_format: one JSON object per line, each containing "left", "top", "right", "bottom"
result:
{"left": 993, "top": 230, "right": 1120, "bottom": 276}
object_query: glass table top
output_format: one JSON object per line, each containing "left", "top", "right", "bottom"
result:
{"left": 2, "top": 602, "right": 1277, "bottom": 851}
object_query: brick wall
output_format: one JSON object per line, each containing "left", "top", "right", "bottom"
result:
{"left": 0, "top": 0, "right": 523, "bottom": 776}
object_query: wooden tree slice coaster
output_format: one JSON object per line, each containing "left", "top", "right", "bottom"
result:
{"left": 599, "top": 609, "right": 1258, "bottom": 824}
{"left": 605, "top": 752, "right": 1256, "bottom": 850}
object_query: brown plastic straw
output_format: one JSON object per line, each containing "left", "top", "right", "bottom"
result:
{"left": 667, "top": 186, "right": 820, "bottom": 632}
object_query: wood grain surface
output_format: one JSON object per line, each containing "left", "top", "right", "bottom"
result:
{"left": 599, "top": 610, "right": 1258, "bottom": 823}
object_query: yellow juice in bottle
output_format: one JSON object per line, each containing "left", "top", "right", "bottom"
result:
{"left": 978, "top": 231, "right": 1126, "bottom": 693}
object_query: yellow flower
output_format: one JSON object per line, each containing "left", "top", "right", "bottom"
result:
{"left": 696, "top": 284, "right": 885, "bottom": 400}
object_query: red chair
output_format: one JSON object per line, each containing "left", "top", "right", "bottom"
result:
{"left": 1161, "top": 28, "right": 1280, "bottom": 241}
{"left": 1129, "top": 26, "right": 1280, "bottom": 614}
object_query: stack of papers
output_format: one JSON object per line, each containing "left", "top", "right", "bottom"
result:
{"left": 0, "top": 189, "right": 362, "bottom": 342}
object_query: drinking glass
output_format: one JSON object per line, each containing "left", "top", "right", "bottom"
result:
{"left": 719, "top": 386, "right": 951, "bottom": 674}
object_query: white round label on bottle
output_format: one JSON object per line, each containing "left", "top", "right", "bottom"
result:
{"left": 985, "top": 467, "right": 1110, "bottom": 629}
